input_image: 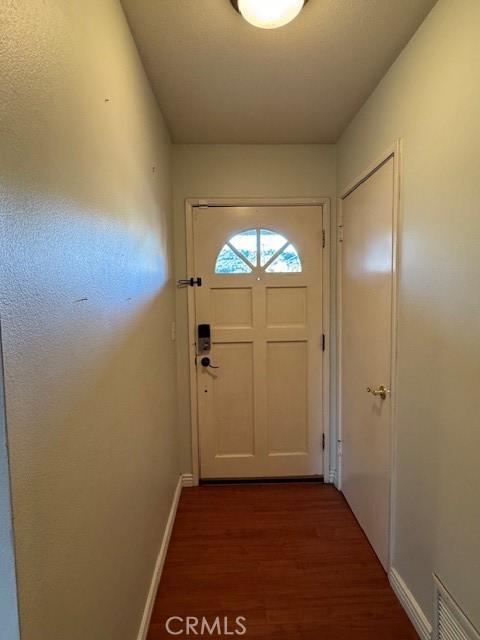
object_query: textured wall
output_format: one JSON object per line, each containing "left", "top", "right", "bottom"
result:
{"left": 337, "top": 0, "right": 480, "bottom": 628}
{"left": 172, "top": 144, "right": 336, "bottom": 474}
{"left": 1, "top": 1, "right": 179, "bottom": 638}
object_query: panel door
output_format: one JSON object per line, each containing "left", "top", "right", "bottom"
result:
{"left": 193, "top": 205, "right": 324, "bottom": 479}
{"left": 341, "top": 158, "right": 395, "bottom": 570}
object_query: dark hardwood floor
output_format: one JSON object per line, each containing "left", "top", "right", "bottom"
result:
{"left": 147, "top": 483, "right": 418, "bottom": 639}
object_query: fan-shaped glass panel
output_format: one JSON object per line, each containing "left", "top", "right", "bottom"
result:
{"left": 215, "top": 244, "right": 252, "bottom": 273}
{"left": 229, "top": 229, "right": 257, "bottom": 266}
{"left": 260, "top": 229, "right": 288, "bottom": 266}
{"left": 214, "top": 229, "right": 302, "bottom": 274}
{"left": 265, "top": 244, "right": 302, "bottom": 273}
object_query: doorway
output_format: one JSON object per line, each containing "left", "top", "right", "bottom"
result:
{"left": 0, "top": 324, "right": 20, "bottom": 637}
{"left": 338, "top": 145, "right": 400, "bottom": 570}
{"left": 186, "top": 200, "right": 330, "bottom": 481}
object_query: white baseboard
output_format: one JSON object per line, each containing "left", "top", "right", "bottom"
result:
{"left": 181, "top": 473, "right": 195, "bottom": 487}
{"left": 389, "top": 567, "right": 432, "bottom": 640}
{"left": 136, "top": 475, "right": 183, "bottom": 640}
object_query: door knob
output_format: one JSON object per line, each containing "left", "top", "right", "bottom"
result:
{"left": 366, "top": 385, "right": 390, "bottom": 400}
{"left": 200, "top": 357, "right": 219, "bottom": 369}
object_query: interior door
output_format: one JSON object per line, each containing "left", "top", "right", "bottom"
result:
{"left": 193, "top": 205, "right": 324, "bottom": 479}
{"left": 341, "top": 157, "right": 395, "bottom": 570}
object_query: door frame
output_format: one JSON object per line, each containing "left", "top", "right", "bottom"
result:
{"left": 336, "top": 140, "right": 402, "bottom": 568}
{"left": 185, "top": 197, "right": 331, "bottom": 486}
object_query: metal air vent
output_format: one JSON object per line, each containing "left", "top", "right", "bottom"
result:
{"left": 433, "top": 575, "right": 480, "bottom": 640}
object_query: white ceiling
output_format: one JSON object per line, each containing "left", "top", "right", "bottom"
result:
{"left": 121, "top": 0, "right": 437, "bottom": 143}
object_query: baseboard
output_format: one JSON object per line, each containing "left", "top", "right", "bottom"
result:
{"left": 328, "top": 469, "right": 337, "bottom": 484}
{"left": 136, "top": 475, "right": 183, "bottom": 640}
{"left": 181, "top": 473, "right": 195, "bottom": 487}
{"left": 389, "top": 567, "right": 432, "bottom": 640}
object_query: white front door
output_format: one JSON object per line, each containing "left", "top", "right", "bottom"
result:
{"left": 340, "top": 157, "right": 395, "bottom": 570}
{"left": 193, "top": 205, "right": 325, "bottom": 479}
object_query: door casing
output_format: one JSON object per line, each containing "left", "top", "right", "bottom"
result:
{"left": 336, "top": 140, "right": 402, "bottom": 569}
{"left": 185, "top": 198, "right": 331, "bottom": 486}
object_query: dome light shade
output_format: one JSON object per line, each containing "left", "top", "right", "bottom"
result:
{"left": 234, "top": 0, "right": 306, "bottom": 29}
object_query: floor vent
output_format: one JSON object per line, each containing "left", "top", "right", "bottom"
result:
{"left": 433, "top": 575, "right": 480, "bottom": 640}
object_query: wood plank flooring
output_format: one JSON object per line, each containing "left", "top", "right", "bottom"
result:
{"left": 148, "top": 483, "right": 418, "bottom": 639}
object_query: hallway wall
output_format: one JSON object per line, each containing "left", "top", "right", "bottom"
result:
{"left": 172, "top": 144, "right": 336, "bottom": 474}
{"left": 1, "top": 1, "right": 178, "bottom": 639}
{"left": 337, "top": 0, "right": 480, "bottom": 629}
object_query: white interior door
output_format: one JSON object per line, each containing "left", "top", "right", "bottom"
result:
{"left": 193, "top": 205, "right": 324, "bottom": 479}
{"left": 341, "top": 157, "right": 395, "bottom": 570}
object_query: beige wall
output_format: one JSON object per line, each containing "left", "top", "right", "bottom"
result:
{"left": 172, "top": 144, "right": 336, "bottom": 473}
{"left": 337, "top": 0, "right": 480, "bottom": 629}
{"left": 1, "top": 1, "right": 179, "bottom": 639}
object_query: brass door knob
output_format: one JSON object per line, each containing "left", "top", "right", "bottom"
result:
{"left": 366, "top": 385, "right": 390, "bottom": 400}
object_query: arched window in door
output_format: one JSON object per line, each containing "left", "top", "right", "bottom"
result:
{"left": 215, "top": 228, "right": 302, "bottom": 274}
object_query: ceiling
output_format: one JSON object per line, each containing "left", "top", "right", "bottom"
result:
{"left": 121, "top": 0, "right": 437, "bottom": 144}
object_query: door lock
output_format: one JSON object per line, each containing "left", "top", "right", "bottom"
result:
{"left": 197, "top": 324, "right": 211, "bottom": 354}
{"left": 366, "top": 385, "right": 390, "bottom": 400}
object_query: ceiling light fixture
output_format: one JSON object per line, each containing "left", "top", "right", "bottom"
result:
{"left": 230, "top": 0, "right": 309, "bottom": 30}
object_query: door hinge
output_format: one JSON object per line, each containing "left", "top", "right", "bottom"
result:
{"left": 322, "top": 229, "right": 326, "bottom": 248}
{"left": 337, "top": 225, "right": 344, "bottom": 243}
{"left": 322, "top": 434, "right": 325, "bottom": 450}
{"left": 322, "top": 334, "right": 326, "bottom": 351}
{"left": 177, "top": 277, "right": 202, "bottom": 288}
